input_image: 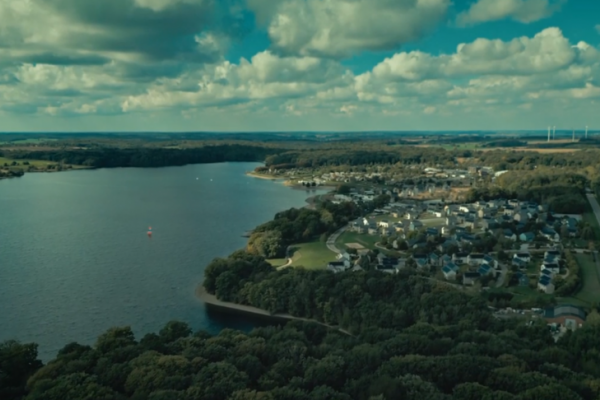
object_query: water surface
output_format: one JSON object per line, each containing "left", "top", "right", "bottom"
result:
{"left": 0, "top": 163, "right": 327, "bottom": 360}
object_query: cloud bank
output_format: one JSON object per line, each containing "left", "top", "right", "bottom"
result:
{"left": 0, "top": 0, "right": 597, "bottom": 130}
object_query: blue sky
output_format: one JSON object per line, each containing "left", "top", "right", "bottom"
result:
{"left": 0, "top": 0, "right": 599, "bottom": 132}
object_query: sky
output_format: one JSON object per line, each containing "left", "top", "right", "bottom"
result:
{"left": 0, "top": 0, "right": 599, "bottom": 132}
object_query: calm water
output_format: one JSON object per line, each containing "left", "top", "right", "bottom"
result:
{"left": 0, "top": 163, "right": 327, "bottom": 360}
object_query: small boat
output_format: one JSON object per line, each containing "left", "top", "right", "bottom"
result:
{"left": 147, "top": 226, "right": 152, "bottom": 236}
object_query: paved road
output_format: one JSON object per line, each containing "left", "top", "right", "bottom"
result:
{"left": 495, "top": 263, "right": 508, "bottom": 288}
{"left": 587, "top": 193, "right": 600, "bottom": 227}
{"left": 326, "top": 226, "right": 347, "bottom": 254}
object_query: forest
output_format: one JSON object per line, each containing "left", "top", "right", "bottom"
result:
{"left": 0, "top": 145, "right": 280, "bottom": 169}
{"left": 467, "top": 169, "right": 589, "bottom": 213}
{"left": 6, "top": 267, "right": 600, "bottom": 400}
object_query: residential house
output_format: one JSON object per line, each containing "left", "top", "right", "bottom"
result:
{"left": 468, "top": 253, "right": 485, "bottom": 266}
{"left": 327, "top": 261, "right": 349, "bottom": 273}
{"left": 538, "top": 275, "right": 555, "bottom": 294}
{"left": 367, "top": 226, "right": 378, "bottom": 235}
{"left": 438, "top": 239, "right": 458, "bottom": 253}
{"left": 508, "top": 199, "right": 520, "bottom": 207}
{"left": 413, "top": 254, "right": 429, "bottom": 269}
{"left": 541, "top": 262, "right": 560, "bottom": 275}
{"left": 337, "top": 252, "right": 351, "bottom": 262}
{"left": 541, "top": 227, "right": 560, "bottom": 242}
{"left": 426, "top": 227, "right": 439, "bottom": 237}
{"left": 429, "top": 252, "right": 441, "bottom": 267}
{"left": 478, "top": 263, "right": 493, "bottom": 276}
{"left": 460, "top": 234, "right": 478, "bottom": 245}
{"left": 442, "top": 262, "right": 459, "bottom": 280}
{"left": 378, "top": 220, "right": 390, "bottom": 228}
{"left": 512, "top": 257, "right": 526, "bottom": 269}
{"left": 415, "top": 258, "right": 429, "bottom": 270}
{"left": 376, "top": 264, "right": 398, "bottom": 274}
{"left": 441, "top": 254, "right": 453, "bottom": 265}
{"left": 463, "top": 272, "right": 481, "bottom": 286}
{"left": 446, "top": 216, "right": 457, "bottom": 226}
{"left": 481, "top": 218, "right": 499, "bottom": 231}
{"left": 381, "top": 227, "right": 395, "bottom": 236}
{"left": 483, "top": 255, "right": 498, "bottom": 269}
{"left": 519, "top": 232, "right": 535, "bottom": 242}
{"left": 441, "top": 226, "right": 452, "bottom": 236}
{"left": 478, "top": 209, "right": 491, "bottom": 219}
{"left": 503, "top": 205, "right": 516, "bottom": 216}
{"left": 409, "top": 220, "right": 424, "bottom": 232}
{"left": 406, "top": 212, "right": 419, "bottom": 220}
{"left": 453, "top": 252, "right": 469, "bottom": 264}
{"left": 514, "top": 252, "right": 531, "bottom": 263}
{"left": 513, "top": 211, "right": 529, "bottom": 223}
{"left": 545, "top": 250, "right": 561, "bottom": 260}
{"left": 504, "top": 229, "right": 517, "bottom": 241}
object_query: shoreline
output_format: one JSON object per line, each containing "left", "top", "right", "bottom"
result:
{"left": 196, "top": 285, "right": 353, "bottom": 336}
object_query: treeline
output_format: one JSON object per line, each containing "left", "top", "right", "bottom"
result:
{"left": 264, "top": 148, "right": 458, "bottom": 168}
{"left": 6, "top": 283, "right": 600, "bottom": 400}
{"left": 6, "top": 316, "right": 600, "bottom": 400}
{"left": 481, "top": 140, "right": 527, "bottom": 148}
{"left": 467, "top": 170, "right": 588, "bottom": 213}
{"left": 1, "top": 145, "right": 279, "bottom": 168}
{"left": 476, "top": 150, "right": 600, "bottom": 172}
{"left": 554, "top": 251, "right": 582, "bottom": 296}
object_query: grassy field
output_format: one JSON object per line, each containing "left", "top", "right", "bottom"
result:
{"left": 562, "top": 253, "right": 600, "bottom": 305}
{"left": 266, "top": 258, "right": 287, "bottom": 267}
{"left": 335, "top": 231, "right": 379, "bottom": 250}
{"left": 0, "top": 156, "right": 55, "bottom": 169}
{"left": 0, "top": 156, "right": 87, "bottom": 171}
{"left": 287, "top": 241, "right": 336, "bottom": 269}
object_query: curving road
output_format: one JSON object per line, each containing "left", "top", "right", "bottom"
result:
{"left": 326, "top": 226, "right": 347, "bottom": 254}
{"left": 587, "top": 193, "right": 600, "bottom": 227}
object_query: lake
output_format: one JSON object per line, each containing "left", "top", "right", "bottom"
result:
{"left": 0, "top": 163, "right": 328, "bottom": 361}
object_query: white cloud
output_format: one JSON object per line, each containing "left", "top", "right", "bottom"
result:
{"left": 372, "top": 28, "right": 576, "bottom": 80}
{"left": 457, "top": 0, "right": 565, "bottom": 26}
{"left": 247, "top": 0, "right": 450, "bottom": 59}
{"left": 121, "top": 51, "right": 354, "bottom": 111}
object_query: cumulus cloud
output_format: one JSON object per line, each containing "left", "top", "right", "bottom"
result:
{"left": 247, "top": 0, "right": 450, "bottom": 59}
{"left": 0, "top": 0, "right": 231, "bottom": 69}
{"left": 372, "top": 28, "right": 577, "bottom": 81}
{"left": 457, "top": 0, "right": 565, "bottom": 26}
{"left": 121, "top": 51, "right": 353, "bottom": 111}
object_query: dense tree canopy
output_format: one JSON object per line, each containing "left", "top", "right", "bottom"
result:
{"left": 5, "top": 307, "right": 600, "bottom": 399}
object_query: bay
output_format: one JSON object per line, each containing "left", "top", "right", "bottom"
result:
{"left": 0, "top": 162, "right": 328, "bottom": 361}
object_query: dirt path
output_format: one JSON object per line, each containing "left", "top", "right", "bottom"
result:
{"left": 196, "top": 285, "right": 353, "bottom": 336}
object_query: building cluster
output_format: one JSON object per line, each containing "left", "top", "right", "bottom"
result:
{"left": 327, "top": 195, "right": 577, "bottom": 292}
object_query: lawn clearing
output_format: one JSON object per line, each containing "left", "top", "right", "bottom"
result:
{"left": 266, "top": 258, "right": 287, "bottom": 267}
{"left": 288, "top": 241, "right": 336, "bottom": 270}
{"left": 569, "top": 253, "right": 600, "bottom": 305}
